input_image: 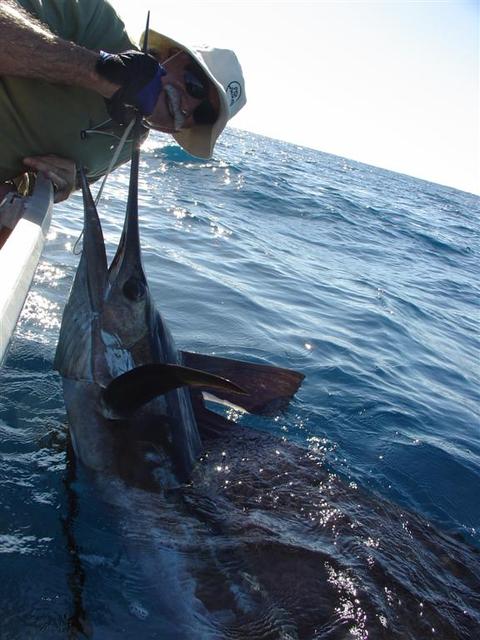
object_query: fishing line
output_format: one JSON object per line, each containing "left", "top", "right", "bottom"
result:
{"left": 72, "top": 119, "right": 135, "bottom": 255}
{"left": 95, "top": 118, "right": 135, "bottom": 207}
{"left": 73, "top": 11, "right": 151, "bottom": 257}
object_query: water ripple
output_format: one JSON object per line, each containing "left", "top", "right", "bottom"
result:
{"left": 0, "top": 128, "right": 479, "bottom": 637}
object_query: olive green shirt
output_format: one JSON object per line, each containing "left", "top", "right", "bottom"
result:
{"left": 0, "top": 0, "right": 143, "bottom": 182}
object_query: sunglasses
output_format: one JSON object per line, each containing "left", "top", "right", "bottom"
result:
{"left": 184, "top": 67, "right": 218, "bottom": 126}
{"left": 184, "top": 70, "right": 208, "bottom": 101}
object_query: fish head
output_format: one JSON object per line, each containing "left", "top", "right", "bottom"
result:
{"left": 103, "top": 257, "right": 151, "bottom": 354}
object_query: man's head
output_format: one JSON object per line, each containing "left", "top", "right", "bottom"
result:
{"left": 145, "top": 49, "right": 220, "bottom": 134}
{"left": 140, "top": 31, "right": 246, "bottom": 159}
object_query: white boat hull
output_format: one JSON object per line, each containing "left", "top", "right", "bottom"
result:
{"left": 0, "top": 175, "right": 53, "bottom": 365}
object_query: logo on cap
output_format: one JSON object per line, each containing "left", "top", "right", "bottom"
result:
{"left": 226, "top": 81, "right": 242, "bottom": 108}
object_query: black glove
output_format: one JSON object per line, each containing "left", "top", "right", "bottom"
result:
{"left": 96, "top": 50, "right": 166, "bottom": 123}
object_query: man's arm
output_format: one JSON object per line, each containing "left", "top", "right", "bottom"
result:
{"left": 0, "top": 0, "right": 125, "bottom": 202}
{"left": 0, "top": 0, "right": 119, "bottom": 98}
{"left": 0, "top": 2, "right": 161, "bottom": 203}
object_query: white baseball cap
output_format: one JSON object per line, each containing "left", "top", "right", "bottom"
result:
{"left": 140, "top": 30, "right": 246, "bottom": 158}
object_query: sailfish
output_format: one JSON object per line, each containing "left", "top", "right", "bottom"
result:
{"left": 53, "top": 117, "right": 304, "bottom": 488}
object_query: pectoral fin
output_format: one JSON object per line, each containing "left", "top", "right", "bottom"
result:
{"left": 181, "top": 351, "right": 304, "bottom": 415}
{"left": 102, "top": 363, "right": 246, "bottom": 416}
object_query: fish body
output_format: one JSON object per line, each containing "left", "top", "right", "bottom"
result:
{"left": 54, "top": 140, "right": 303, "bottom": 488}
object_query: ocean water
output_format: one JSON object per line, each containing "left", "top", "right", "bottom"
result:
{"left": 0, "top": 128, "right": 479, "bottom": 639}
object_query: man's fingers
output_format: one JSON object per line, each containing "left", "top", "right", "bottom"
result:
{"left": 23, "top": 157, "right": 52, "bottom": 173}
{"left": 23, "top": 155, "right": 76, "bottom": 179}
{"left": 45, "top": 170, "right": 70, "bottom": 203}
{"left": 23, "top": 155, "right": 76, "bottom": 202}
{"left": 24, "top": 155, "right": 74, "bottom": 170}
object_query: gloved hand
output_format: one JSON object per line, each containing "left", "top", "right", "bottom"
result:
{"left": 96, "top": 50, "right": 166, "bottom": 123}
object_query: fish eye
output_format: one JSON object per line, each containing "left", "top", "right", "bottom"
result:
{"left": 123, "top": 277, "right": 146, "bottom": 301}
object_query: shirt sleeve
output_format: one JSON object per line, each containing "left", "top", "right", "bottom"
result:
{"left": 16, "top": 0, "right": 136, "bottom": 52}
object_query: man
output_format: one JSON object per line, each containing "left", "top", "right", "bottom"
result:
{"left": 0, "top": 0, "right": 246, "bottom": 203}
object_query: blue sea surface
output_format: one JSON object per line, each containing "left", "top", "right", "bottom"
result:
{"left": 0, "top": 128, "right": 479, "bottom": 638}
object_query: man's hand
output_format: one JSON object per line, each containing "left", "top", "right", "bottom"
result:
{"left": 23, "top": 155, "right": 76, "bottom": 203}
{"left": 96, "top": 51, "right": 166, "bottom": 122}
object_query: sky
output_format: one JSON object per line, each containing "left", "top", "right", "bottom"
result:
{"left": 110, "top": 0, "right": 479, "bottom": 195}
